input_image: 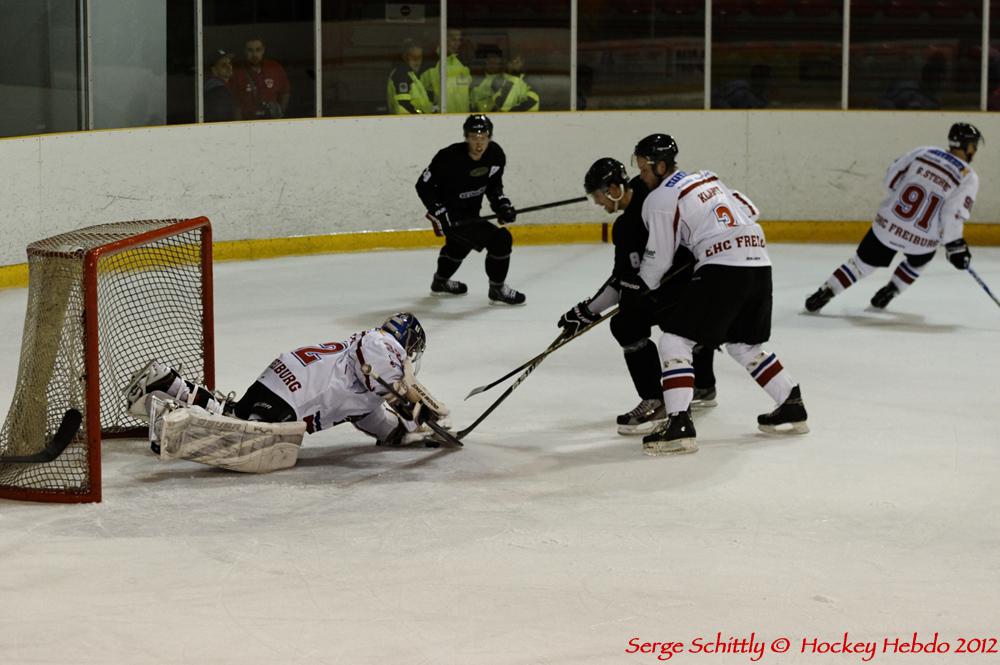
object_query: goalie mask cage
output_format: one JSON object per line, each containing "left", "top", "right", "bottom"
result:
{"left": 0, "top": 218, "right": 214, "bottom": 503}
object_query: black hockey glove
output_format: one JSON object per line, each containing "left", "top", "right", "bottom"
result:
{"left": 557, "top": 301, "right": 599, "bottom": 337}
{"left": 496, "top": 198, "right": 517, "bottom": 225}
{"left": 945, "top": 239, "right": 971, "bottom": 270}
{"left": 617, "top": 277, "right": 648, "bottom": 312}
{"left": 427, "top": 205, "right": 451, "bottom": 237}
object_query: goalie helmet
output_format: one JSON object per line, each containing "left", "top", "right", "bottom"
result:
{"left": 381, "top": 312, "right": 426, "bottom": 362}
{"left": 948, "top": 122, "right": 982, "bottom": 150}
{"left": 584, "top": 157, "right": 629, "bottom": 194}
{"left": 463, "top": 113, "right": 493, "bottom": 136}
{"left": 633, "top": 133, "right": 678, "bottom": 170}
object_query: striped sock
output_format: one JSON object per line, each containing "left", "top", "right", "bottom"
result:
{"left": 825, "top": 253, "right": 877, "bottom": 295}
{"left": 889, "top": 260, "right": 924, "bottom": 293}
{"left": 660, "top": 360, "right": 695, "bottom": 414}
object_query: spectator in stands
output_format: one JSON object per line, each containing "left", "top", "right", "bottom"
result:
{"left": 503, "top": 52, "right": 540, "bottom": 112}
{"left": 472, "top": 46, "right": 505, "bottom": 112}
{"left": 203, "top": 48, "right": 239, "bottom": 122}
{"left": 880, "top": 54, "right": 944, "bottom": 110}
{"left": 472, "top": 48, "right": 540, "bottom": 113}
{"left": 713, "top": 64, "right": 771, "bottom": 109}
{"left": 420, "top": 28, "right": 471, "bottom": 113}
{"left": 230, "top": 37, "right": 290, "bottom": 120}
{"left": 387, "top": 39, "right": 434, "bottom": 114}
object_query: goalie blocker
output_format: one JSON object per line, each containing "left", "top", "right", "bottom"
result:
{"left": 124, "top": 312, "right": 454, "bottom": 471}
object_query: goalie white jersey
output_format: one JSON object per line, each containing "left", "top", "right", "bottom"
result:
{"left": 256, "top": 329, "right": 408, "bottom": 433}
{"left": 871, "top": 145, "right": 978, "bottom": 254}
{"left": 639, "top": 169, "right": 769, "bottom": 289}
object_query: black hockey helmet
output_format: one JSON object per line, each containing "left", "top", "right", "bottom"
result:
{"left": 381, "top": 312, "right": 426, "bottom": 362}
{"left": 584, "top": 157, "right": 629, "bottom": 194}
{"left": 463, "top": 113, "right": 493, "bottom": 136}
{"left": 948, "top": 122, "right": 982, "bottom": 150}
{"left": 633, "top": 133, "right": 679, "bottom": 171}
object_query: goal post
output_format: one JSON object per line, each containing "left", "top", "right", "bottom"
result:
{"left": 0, "top": 218, "right": 214, "bottom": 503}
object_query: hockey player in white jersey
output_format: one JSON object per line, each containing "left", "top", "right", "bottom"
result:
{"left": 633, "top": 134, "right": 808, "bottom": 456}
{"left": 124, "top": 313, "right": 450, "bottom": 470}
{"left": 805, "top": 122, "right": 981, "bottom": 311}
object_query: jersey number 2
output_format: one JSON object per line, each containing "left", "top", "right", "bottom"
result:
{"left": 893, "top": 184, "right": 942, "bottom": 231}
{"left": 292, "top": 342, "right": 346, "bottom": 366}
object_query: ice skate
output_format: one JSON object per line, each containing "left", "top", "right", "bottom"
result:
{"left": 869, "top": 283, "right": 899, "bottom": 310}
{"left": 124, "top": 360, "right": 180, "bottom": 416}
{"left": 616, "top": 398, "right": 666, "bottom": 435}
{"left": 488, "top": 282, "right": 526, "bottom": 306}
{"left": 430, "top": 275, "right": 468, "bottom": 296}
{"left": 641, "top": 411, "right": 698, "bottom": 456}
{"left": 691, "top": 386, "right": 717, "bottom": 409}
{"left": 804, "top": 285, "right": 834, "bottom": 312}
{"left": 757, "top": 385, "right": 809, "bottom": 434}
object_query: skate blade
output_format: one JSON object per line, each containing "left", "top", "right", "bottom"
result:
{"left": 757, "top": 421, "right": 809, "bottom": 435}
{"left": 691, "top": 398, "right": 717, "bottom": 409}
{"left": 488, "top": 299, "right": 527, "bottom": 307}
{"left": 430, "top": 290, "right": 467, "bottom": 298}
{"left": 642, "top": 439, "right": 698, "bottom": 456}
{"left": 617, "top": 420, "right": 667, "bottom": 436}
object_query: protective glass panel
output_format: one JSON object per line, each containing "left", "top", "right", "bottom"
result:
{"left": 578, "top": 0, "right": 705, "bottom": 110}
{"left": 850, "top": 0, "right": 982, "bottom": 110}
{"left": 0, "top": 0, "right": 81, "bottom": 137}
{"left": 321, "top": 0, "right": 442, "bottom": 116}
{"left": 448, "top": 0, "right": 571, "bottom": 113}
{"left": 712, "top": 0, "right": 843, "bottom": 108}
{"left": 203, "top": 0, "right": 316, "bottom": 121}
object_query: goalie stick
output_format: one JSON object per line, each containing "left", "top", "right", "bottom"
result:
{"left": 0, "top": 409, "right": 82, "bottom": 464}
{"left": 359, "top": 364, "right": 464, "bottom": 448}
{"left": 968, "top": 266, "right": 1000, "bottom": 308}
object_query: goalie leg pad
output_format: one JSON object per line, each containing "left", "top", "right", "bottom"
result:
{"left": 153, "top": 405, "right": 306, "bottom": 473}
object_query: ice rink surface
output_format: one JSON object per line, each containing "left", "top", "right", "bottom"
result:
{"left": 1, "top": 242, "right": 998, "bottom": 665}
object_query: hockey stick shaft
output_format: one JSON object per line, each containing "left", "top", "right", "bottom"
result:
{"left": 465, "top": 312, "right": 616, "bottom": 399}
{"left": 478, "top": 196, "right": 587, "bottom": 223}
{"left": 967, "top": 266, "right": 1000, "bottom": 308}
{"left": 0, "top": 409, "right": 82, "bottom": 464}
{"left": 360, "top": 365, "right": 464, "bottom": 448}
{"left": 464, "top": 259, "right": 696, "bottom": 400}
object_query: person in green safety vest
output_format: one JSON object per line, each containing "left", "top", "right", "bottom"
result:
{"left": 504, "top": 52, "right": 540, "bottom": 112}
{"left": 387, "top": 39, "right": 435, "bottom": 114}
{"left": 419, "top": 28, "right": 471, "bottom": 113}
{"left": 472, "top": 48, "right": 541, "bottom": 113}
{"left": 471, "top": 46, "right": 505, "bottom": 113}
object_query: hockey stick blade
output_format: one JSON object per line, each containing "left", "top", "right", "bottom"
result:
{"left": 968, "top": 266, "right": 1000, "bottom": 308}
{"left": 0, "top": 408, "right": 82, "bottom": 464}
{"left": 464, "top": 331, "right": 567, "bottom": 399}
{"left": 454, "top": 344, "right": 555, "bottom": 440}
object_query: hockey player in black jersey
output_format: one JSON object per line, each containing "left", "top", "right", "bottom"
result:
{"left": 556, "top": 157, "right": 717, "bottom": 435}
{"left": 415, "top": 114, "right": 525, "bottom": 305}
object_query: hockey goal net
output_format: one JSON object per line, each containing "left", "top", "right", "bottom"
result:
{"left": 0, "top": 218, "right": 214, "bottom": 503}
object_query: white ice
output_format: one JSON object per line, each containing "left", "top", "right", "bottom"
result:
{"left": 1, "top": 243, "right": 998, "bottom": 665}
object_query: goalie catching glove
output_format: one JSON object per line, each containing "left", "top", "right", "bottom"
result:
{"left": 387, "top": 357, "right": 450, "bottom": 426}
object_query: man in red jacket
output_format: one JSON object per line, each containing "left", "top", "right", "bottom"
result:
{"left": 230, "top": 37, "right": 290, "bottom": 119}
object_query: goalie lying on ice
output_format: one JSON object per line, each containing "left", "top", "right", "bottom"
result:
{"left": 124, "top": 312, "right": 450, "bottom": 472}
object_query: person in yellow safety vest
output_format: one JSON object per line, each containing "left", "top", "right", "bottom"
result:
{"left": 420, "top": 28, "right": 471, "bottom": 112}
{"left": 473, "top": 49, "right": 541, "bottom": 113}
{"left": 471, "top": 47, "right": 506, "bottom": 113}
{"left": 504, "top": 52, "right": 540, "bottom": 112}
{"left": 387, "top": 39, "right": 435, "bottom": 114}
